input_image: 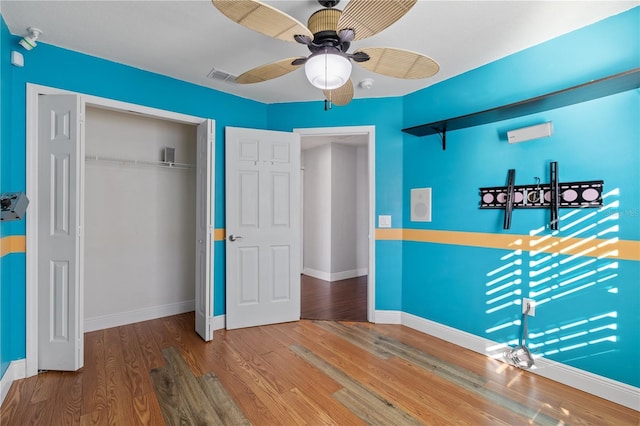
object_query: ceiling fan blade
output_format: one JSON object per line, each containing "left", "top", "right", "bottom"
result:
{"left": 235, "top": 57, "right": 306, "bottom": 84}
{"left": 212, "top": 0, "right": 312, "bottom": 42}
{"left": 337, "top": 0, "right": 416, "bottom": 41}
{"left": 323, "top": 79, "right": 354, "bottom": 106}
{"left": 355, "top": 47, "right": 439, "bottom": 79}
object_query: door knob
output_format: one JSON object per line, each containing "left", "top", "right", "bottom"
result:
{"left": 228, "top": 234, "right": 243, "bottom": 242}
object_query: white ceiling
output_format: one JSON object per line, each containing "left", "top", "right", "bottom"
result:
{"left": 1, "top": 1, "right": 636, "bottom": 105}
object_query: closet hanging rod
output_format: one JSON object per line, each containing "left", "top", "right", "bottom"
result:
{"left": 85, "top": 155, "right": 194, "bottom": 169}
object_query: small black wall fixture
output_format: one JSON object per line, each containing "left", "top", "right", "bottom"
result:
{"left": 1, "top": 192, "right": 29, "bottom": 221}
{"left": 479, "top": 162, "right": 604, "bottom": 230}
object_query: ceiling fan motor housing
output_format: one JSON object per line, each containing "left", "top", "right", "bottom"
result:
{"left": 307, "top": 8, "right": 350, "bottom": 53}
{"left": 318, "top": 0, "right": 340, "bottom": 8}
{"left": 308, "top": 8, "right": 340, "bottom": 33}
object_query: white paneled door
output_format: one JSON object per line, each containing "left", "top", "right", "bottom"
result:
{"left": 225, "top": 127, "right": 301, "bottom": 329}
{"left": 37, "top": 94, "right": 84, "bottom": 371}
{"left": 195, "top": 119, "right": 214, "bottom": 341}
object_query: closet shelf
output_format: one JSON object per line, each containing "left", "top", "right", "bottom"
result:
{"left": 401, "top": 68, "right": 640, "bottom": 149}
{"left": 85, "top": 155, "right": 194, "bottom": 169}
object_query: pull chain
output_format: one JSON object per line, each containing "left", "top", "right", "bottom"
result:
{"left": 323, "top": 49, "right": 332, "bottom": 111}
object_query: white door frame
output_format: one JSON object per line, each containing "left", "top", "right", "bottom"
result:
{"left": 294, "top": 126, "right": 376, "bottom": 323}
{"left": 25, "top": 83, "right": 213, "bottom": 377}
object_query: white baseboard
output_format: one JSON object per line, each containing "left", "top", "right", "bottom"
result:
{"left": 374, "top": 310, "right": 640, "bottom": 411}
{"left": 84, "top": 299, "right": 195, "bottom": 332}
{"left": 213, "top": 314, "right": 226, "bottom": 330}
{"left": 302, "top": 268, "right": 330, "bottom": 281}
{"left": 531, "top": 356, "right": 640, "bottom": 411}
{"left": 373, "top": 310, "right": 402, "bottom": 324}
{"left": 303, "top": 267, "right": 368, "bottom": 282}
{"left": 1, "top": 359, "right": 26, "bottom": 407}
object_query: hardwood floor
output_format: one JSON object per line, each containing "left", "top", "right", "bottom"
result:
{"left": 301, "top": 274, "right": 367, "bottom": 321}
{"left": 1, "top": 312, "right": 638, "bottom": 425}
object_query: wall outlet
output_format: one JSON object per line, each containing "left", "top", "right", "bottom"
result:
{"left": 522, "top": 298, "right": 536, "bottom": 316}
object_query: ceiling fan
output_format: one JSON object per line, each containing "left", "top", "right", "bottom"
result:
{"left": 212, "top": 0, "right": 440, "bottom": 108}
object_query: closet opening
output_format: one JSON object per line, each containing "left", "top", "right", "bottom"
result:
{"left": 83, "top": 107, "right": 197, "bottom": 332}
{"left": 25, "top": 84, "right": 214, "bottom": 375}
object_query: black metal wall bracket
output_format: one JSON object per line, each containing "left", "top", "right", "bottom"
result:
{"left": 479, "top": 162, "right": 604, "bottom": 230}
{"left": 433, "top": 124, "right": 447, "bottom": 150}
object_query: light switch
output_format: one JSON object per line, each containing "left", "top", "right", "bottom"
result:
{"left": 378, "top": 215, "right": 392, "bottom": 228}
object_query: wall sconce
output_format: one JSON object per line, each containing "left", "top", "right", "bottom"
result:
{"left": 19, "top": 27, "right": 43, "bottom": 51}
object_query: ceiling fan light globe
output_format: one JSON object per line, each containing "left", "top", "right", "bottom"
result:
{"left": 304, "top": 53, "right": 352, "bottom": 90}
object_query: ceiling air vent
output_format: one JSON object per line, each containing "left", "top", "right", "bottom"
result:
{"left": 207, "top": 67, "right": 238, "bottom": 84}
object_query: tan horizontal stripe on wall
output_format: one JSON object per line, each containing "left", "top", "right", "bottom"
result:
{"left": 214, "top": 228, "right": 226, "bottom": 241}
{"left": 376, "top": 229, "right": 640, "bottom": 261}
{"left": 0, "top": 235, "right": 26, "bottom": 257}
{"left": 1, "top": 231, "right": 228, "bottom": 257}
{"left": 4, "top": 230, "right": 637, "bottom": 261}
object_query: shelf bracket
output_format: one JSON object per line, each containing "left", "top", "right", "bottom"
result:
{"left": 433, "top": 124, "right": 447, "bottom": 150}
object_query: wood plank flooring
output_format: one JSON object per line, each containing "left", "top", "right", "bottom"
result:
{"left": 301, "top": 274, "right": 367, "bottom": 321}
{"left": 2, "top": 312, "right": 638, "bottom": 425}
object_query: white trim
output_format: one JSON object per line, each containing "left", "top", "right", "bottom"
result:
{"left": 532, "top": 354, "right": 640, "bottom": 411}
{"left": 294, "top": 126, "right": 376, "bottom": 323}
{"left": 302, "top": 267, "right": 368, "bottom": 282}
{"left": 84, "top": 300, "right": 196, "bottom": 332}
{"left": 330, "top": 268, "right": 367, "bottom": 281}
{"left": 26, "top": 85, "right": 39, "bottom": 377}
{"left": 399, "top": 312, "right": 640, "bottom": 411}
{"left": 374, "top": 310, "right": 403, "bottom": 324}
{"left": 25, "top": 83, "right": 215, "bottom": 378}
{"left": 401, "top": 312, "right": 492, "bottom": 355}
{"left": 302, "top": 268, "right": 332, "bottom": 281}
{"left": 213, "top": 314, "right": 226, "bottom": 331}
{"left": 25, "top": 84, "right": 203, "bottom": 125}
{"left": 0, "top": 359, "right": 26, "bottom": 406}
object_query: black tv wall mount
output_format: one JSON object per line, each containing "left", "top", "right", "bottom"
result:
{"left": 480, "top": 162, "right": 603, "bottom": 230}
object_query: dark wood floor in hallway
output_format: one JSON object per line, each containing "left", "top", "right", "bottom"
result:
{"left": 301, "top": 274, "right": 367, "bottom": 321}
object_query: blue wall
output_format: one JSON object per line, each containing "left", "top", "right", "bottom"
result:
{"left": 1, "top": 7, "right": 638, "bottom": 389}
{"left": 401, "top": 8, "right": 639, "bottom": 386}
{"left": 1, "top": 14, "right": 16, "bottom": 379}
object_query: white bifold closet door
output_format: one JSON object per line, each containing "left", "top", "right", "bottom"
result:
{"left": 38, "top": 94, "right": 84, "bottom": 371}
